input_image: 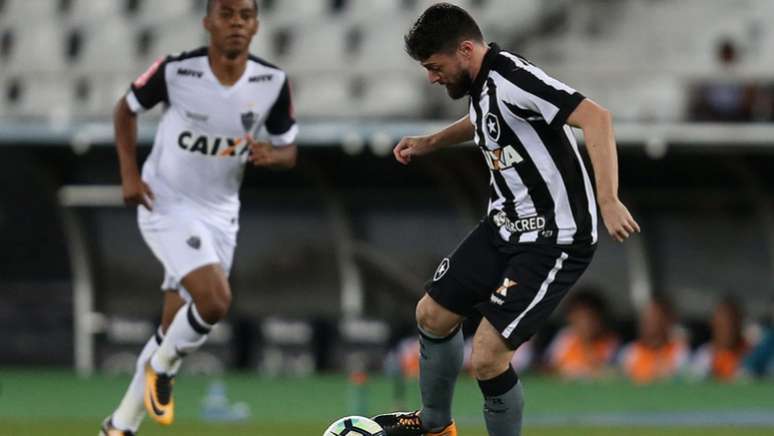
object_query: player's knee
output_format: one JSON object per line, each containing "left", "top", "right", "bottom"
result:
{"left": 197, "top": 284, "right": 231, "bottom": 323}
{"left": 471, "top": 349, "right": 509, "bottom": 380}
{"left": 415, "top": 296, "right": 455, "bottom": 338}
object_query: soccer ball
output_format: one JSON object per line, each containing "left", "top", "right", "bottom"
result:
{"left": 323, "top": 416, "right": 385, "bottom": 436}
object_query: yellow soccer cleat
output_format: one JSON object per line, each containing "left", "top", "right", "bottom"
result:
{"left": 144, "top": 363, "right": 175, "bottom": 426}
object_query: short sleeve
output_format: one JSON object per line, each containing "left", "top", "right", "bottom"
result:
{"left": 497, "top": 62, "right": 585, "bottom": 129}
{"left": 126, "top": 56, "right": 169, "bottom": 113}
{"left": 264, "top": 77, "right": 297, "bottom": 146}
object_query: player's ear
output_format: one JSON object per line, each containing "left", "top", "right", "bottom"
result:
{"left": 458, "top": 40, "right": 474, "bottom": 59}
{"left": 203, "top": 15, "right": 213, "bottom": 32}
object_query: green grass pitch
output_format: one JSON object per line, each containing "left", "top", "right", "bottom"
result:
{"left": 1, "top": 369, "right": 772, "bottom": 436}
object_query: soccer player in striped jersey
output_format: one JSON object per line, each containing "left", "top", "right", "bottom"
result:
{"left": 373, "top": 4, "right": 639, "bottom": 436}
{"left": 101, "top": 0, "right": 297, "bottom": 434}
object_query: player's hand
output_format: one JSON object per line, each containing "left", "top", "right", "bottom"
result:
{"left": 393, "top": 135, "right": 435, "bottom": 165}
{"left": 122, "top": 175, "right": 154, "bottom": 211}
{"left": 246, "top": 136, "right": 274, "bottom": 167}
{"left": 599, "top": 198, "right": 640, "bottom": 242}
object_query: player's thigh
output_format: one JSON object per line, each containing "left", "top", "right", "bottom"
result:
{"left": 180, "top": 263, "right": 231, "bottom": 309}
{"left": 425, "top": 221, "right": 506, "bottom": 320}
{"left": 470, "top": 317, "right": 515, "bottom": 380}
{"left": 138, "top": 210, "right": 221, "bottom": 292}
{"left": 477, "top": 244, "right": 595, "bottom": 350}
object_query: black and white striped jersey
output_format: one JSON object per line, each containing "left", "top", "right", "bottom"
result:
{"left": 126, "top": 47, "right": 297, "bottom": 229}
{"left": 469, "top": 43, "right": 597, "bottom": 246}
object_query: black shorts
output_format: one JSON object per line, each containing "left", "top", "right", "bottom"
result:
{"left": 426, "top": 220, "right": 595, "bottom": 349}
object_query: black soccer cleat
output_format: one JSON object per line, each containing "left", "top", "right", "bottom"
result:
{"left": 372, "top": 411, "right": 457, "bottom": 436}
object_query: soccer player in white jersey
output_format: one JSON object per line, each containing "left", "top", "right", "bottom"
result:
{"left": 100, "top": 0, "right": 297, "bottom": 434}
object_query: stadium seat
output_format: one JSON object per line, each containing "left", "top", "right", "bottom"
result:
{"left": 476, "top": 0, "right": 542, "bottom": 38}
{"left": 73, "top": 73, "right": 134, "bottom": 119}
{"left": 136, "top": 0, "right": 197, "bottom": 23}
{"left": 353, "top": 19, "right": 417, "bottom": 74}
{"left": 0, "top": 0, "right": 58, "bottom": 25}
{"left": 343, "top": 0, "right": 411, "bottom": 20}
{"left": 2, "top": 23, "right": 67, "bottom": 74}
{"left": 359, "top": 73, "right": 426, "bottom": 118}
{"left": 150, "top": 18, "right": 208, "bottom": 60}
{"left": 4, "top": 74, "right": 75, "bottom": 121}
{"left": 74, "top": 18, "right": 138, "bottom": 74}
{"left": 282, "top": 20, "right": 353, "bottom": 74}
{"left": 264, "top": 0, "right": 330, "bottom": 25}
{"left": 292, "top": 73, "right": 360, "bottom": 119}
{"left": 65, "top": 0, "right": 126, "bottom": 24}
{"left": 250, "top": 19, "right": 276, "bottom": 60}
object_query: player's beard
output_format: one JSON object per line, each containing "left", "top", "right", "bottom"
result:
{"left": 445, "top": 69, "right": 473, "bottom": 100}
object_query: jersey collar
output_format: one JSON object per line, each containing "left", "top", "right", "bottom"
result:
{"left": 470, "top": 42, "right": 500, "bottom": 97}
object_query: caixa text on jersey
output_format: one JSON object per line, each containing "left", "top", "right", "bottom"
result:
{"left": 177, "top": 131, "right": 249, "bottom": 157}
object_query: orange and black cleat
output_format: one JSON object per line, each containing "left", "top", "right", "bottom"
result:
{"left": 372, "top": 411, "right": 457, "bottom": 436}
{"left": 144, "top": 363, "right": 175, "bottom": 426}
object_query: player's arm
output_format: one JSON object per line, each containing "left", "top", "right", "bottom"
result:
{"left": 567, "top": 99, "right": 640, "bottom": 242}
{"left": 114, "top": 96, "right": 154, "bottom": 210}
{"left": 115, "top": 57, "right": 169, "bottom": 210}
{"left": 393, "top": 115, "right": 475, "bottom": 165}
{"left": 247, "top": 139, "right": 297, "bottom": 169}
{"left": 251, "top": 76, "right": 298, "bottom": 170}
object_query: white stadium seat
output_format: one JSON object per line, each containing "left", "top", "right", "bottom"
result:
{"left": 283, "top": 20, "right": 352, "bottom": 74}
{"left": 344, "top": 0, "right": 409, "bottom": 20}
{"left": 353, "top": 19, "right": 417, "bottom": 74}
{"left": 4, "top": 74, "right": 74, "bottom": 121}
{"left": 292, "top": 73, "right": 360, "bottom": 119}
{"left": 264, "top": 0, "right": 329, "bottom": 25}
{"left": 0, "top": 0, "right": 58, "bottom": 26}
{"left": 359, "top": 73, "right": 426, "bottom": 118}
{"left": 150, "top": 18, "right": 208, "bottom": 59}
{"left": 137, "top": 0, "right": 197, "bottom": 23}
{"left": 75, "top": 18, "right": 138, "bottom": 74}
{"left": 66, "top": 0, "right": 125, "bottom": 24}
{"left": 3, "top": 23, "right": 67, "bottom": 74}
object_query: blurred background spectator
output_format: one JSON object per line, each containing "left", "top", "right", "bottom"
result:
{"left": 686, "top": 37, "right": 770, "bottom": 122}
{"left": 619, "top": 295, "right": 689, "bottom": 384}
{"left": 690, "top": 295, "right": 750, "bottom": 381}
{"left": 545, "top": 288, "right": 619, "bottom": 380}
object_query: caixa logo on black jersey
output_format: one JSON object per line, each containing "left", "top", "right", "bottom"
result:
{"left": 177, "top": 131, "right": 249, "bottom": 157}
{"left": 482, "top": 145, "right": 524, "bottom": 171}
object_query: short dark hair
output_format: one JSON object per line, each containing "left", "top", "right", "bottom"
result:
{"left": 566, "top": 288, "right": 608, "bottom": 318}
{"left": 404, "top": 2, "right": 484, "bottom": 61}
{"left": 206, "top": 0, "right": 259, "bottom": 15}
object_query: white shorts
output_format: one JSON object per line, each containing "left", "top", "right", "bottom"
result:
{"left": 138, "top": 207, "right": 236, "bottom": 302}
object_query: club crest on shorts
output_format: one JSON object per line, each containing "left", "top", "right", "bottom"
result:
{"left": 485, "top": 112, "right": 501, "bottom": 141}
{"left": 433, "top": 258, "right": 450, "bottom": 281}
{"left": 186, "top": 236, "right": 201, "bottom": 250}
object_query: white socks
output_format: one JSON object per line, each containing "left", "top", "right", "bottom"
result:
{"left": 150, "top": 303, "right": 213, "bottom": 375}
{"left": 112, "top": 327, "right": 164, "bottom": 432}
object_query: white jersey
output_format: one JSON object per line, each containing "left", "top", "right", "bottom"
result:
{"left": 126, "top": 47, "right": 298, "bottom": 230}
